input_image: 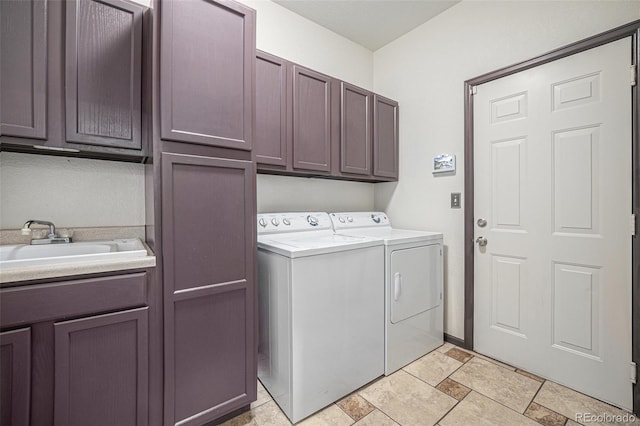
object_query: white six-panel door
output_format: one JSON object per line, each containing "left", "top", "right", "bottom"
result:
{"left": 474, "top": 37, "right": 633, "bottom": 410}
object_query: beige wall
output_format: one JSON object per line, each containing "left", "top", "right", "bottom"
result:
{"left": 238, "top": 0, "right": 377, "bottom": 213}
{"left": 0, "top": 152, "right": 145, "bottom": 229}
{"left": 373, "top": 0, "right": 640, "bottom": 339}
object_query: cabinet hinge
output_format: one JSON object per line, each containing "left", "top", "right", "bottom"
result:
{"left": 631, "top": 362, "right": 637, "bottom": 384}
{"left": 631, "top": 65, "right": 637, "bottom": 86}
{"left": 470, "top": 86, "right": 478, "bottom": 95}
{"left": 632, "top": 213, "right": 637, "bottom": 237}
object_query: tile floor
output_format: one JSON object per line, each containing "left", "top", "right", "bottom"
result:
{"left": 221, "top": 343, "right": 638, "bottom": 426}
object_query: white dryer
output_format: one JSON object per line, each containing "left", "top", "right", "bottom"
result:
{"left": 257, "top": 212, "right": 384, "bottom": 423}
{"left": 331, "top": 212, "right": 444, "bottom": 375}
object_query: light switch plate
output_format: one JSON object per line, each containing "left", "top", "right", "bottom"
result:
{"left": 451, "top": 193, "right": 461, "bottom": 208}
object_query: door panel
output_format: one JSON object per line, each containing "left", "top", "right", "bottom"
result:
{"left": 54, "top": 308, "right": 148, "bottom": 426}
{"left": 65, "top": 0, "right": 143, "bottom": 149}
{"left": 474, "top": 38, "right": 632, "bottom": 409}
{"left": 160, "top": 0, "right": 255, "bottom": 150}
{"left": 0, "top": 0, "right": 47, "bottom": 139}
{"left": 255, "top": 51, "right": 287, "bottom": 166}
{"left": 390, "top": 244, "right": 441, "bottom": 324}
{"left": 0, "top": 328, "right": 30, "bottom": 426}
{"left": 292, "top": 65, "right": 331, "bottom": 172}
{"left": 373, "top": 95, "right": 398, "bottom": 179}
{"left": 340, "top": 82, "right": 371, "bottom": 175}
{"left": 161, "top": 152, "right": 256, "bottom": 426}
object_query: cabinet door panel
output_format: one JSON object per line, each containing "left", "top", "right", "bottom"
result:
{"left": 0, "top": 328, "right": 31, "bottom": 426}
{"left": 255, "top": 51, "right": 286, "bottom": 166}
{"left": 160, "top": 0, "right": 255, "bottom": 150}
{"left": 341, "top": 82, "right": 371, "bottom": 175}
{"left": 373, "top": 95, "right": 399, "bottom": 179}
{"left": 54, "top": 307, "right": 149, "bottom": 426}
{"left": 292, "top": 65, "right": 331, "bottom": 172}
{"left": 0, "top": 0, "right": 47, "bottom": 139}
{"left": 162, "top": 152, "right": 256, "bottom": 426}
{"left": 65, "top": 0, "right": 143, "bottom": 149}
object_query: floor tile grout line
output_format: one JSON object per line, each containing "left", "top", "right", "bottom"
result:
{"left": 432, "top": 387, "right": 471, "bottom": 425}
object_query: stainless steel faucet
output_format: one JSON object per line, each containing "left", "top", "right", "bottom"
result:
{"left": 22, "top": 220, "right": 72, "bottom": 245}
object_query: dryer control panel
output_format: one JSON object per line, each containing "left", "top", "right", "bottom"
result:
{"left": 330, "top": 212, "right": 390, "bottom": 230}
{"left": 257, "top": 212, "right": 333, "bottom": 234}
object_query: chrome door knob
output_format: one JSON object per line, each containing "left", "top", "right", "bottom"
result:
{"left": 477, "top": 218, "right": 487, "bottom": 227}
{"left": 475, "top": 236, "right": 488, "bottom": 247}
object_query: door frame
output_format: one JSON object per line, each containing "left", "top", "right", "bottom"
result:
{"left": 463, "top": 20, "right": 640, "bottom": 414}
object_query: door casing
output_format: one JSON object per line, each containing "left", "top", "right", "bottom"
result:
{"left": 463, "top": 20, "right": 640, "bottom": 414}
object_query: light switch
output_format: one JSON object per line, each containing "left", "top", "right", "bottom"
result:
{"left": 451, "top": 193, "right": 461, "bottom": 208}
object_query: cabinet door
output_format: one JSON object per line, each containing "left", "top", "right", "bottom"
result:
{"left": 160, "top": 0, "right": 255, "bottom": 151}
{"left": 0, "top": 328, "right": 31, "bottom": 426}
{"left": 292, "top": 65, "right": 331, "bottom": 172}
{"left": 162, "top": 152, "right": 256, "bottom": 426}
{"left": 341, "top": 82, "right": 372, "bottom": 176}
{"left": 54, "top": 307, "right": 149, "bottom": 426}
{"left": 65, "top": 0, "right": 143, "bottom": 150}
{"left": 373, "top": 95, "right": 399, "bottom": 179}
{"left": 255, "top": 51, "right": 287, "bottom": 166}
{"left": 0, "top": 0, "right": 47, "bottom": 139}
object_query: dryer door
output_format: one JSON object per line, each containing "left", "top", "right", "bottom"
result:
{"left": 390, "top": 244, "right": 441, "bottom": 324}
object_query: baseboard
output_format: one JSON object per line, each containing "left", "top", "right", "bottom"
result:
{"left": 444, "top": 333, "right": 466, "bottom": 349}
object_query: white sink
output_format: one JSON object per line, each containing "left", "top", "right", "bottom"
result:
{"left": 0, "top": 239, "right": 148, "bottom": 269}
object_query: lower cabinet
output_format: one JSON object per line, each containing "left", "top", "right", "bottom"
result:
{"left": 54, "top": 308, "right": 148, "bottom": 426}
{"left": 0, "top": 271, "right": 152, "bottom": 426}
{"left": 0, "top": 328, "right": 31, "bottom": 426}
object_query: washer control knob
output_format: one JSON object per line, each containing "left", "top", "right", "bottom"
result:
{"left": 339, "top": 217, "right": 345, "bottom": 223}
{"left": 307, "top": 215, "right": 319, "bottom": 226}
{"left": 283, "top": 218, "right": 291, "bottom": 226}
{"left": 347, "top": 216, "right": 353, "bottom": 223}
{"left": 271, "top": 218, "right": 280, "bottom": 226}
{"left": 371, "top": 214, "right": 381, "bottom": 224}
{"left": 258, "top": 218, "right": 267, "bottom": 228}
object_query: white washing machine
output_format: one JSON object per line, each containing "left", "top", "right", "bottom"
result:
{"left": 256, "top": 212, "right": 384, "bottom": 423}
{"left": 331, "top": 212, "right": 444, "bottom": 375}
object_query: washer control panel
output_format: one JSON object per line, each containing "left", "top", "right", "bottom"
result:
{"left": 330, "top": 212, "right": 390, "bottom": 229}
{"left": 257, "top": 212, "right": 332, "bottom": 234}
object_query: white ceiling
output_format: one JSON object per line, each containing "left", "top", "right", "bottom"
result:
{"left": 273, "top": 0, "right": 460, "bottom": 51}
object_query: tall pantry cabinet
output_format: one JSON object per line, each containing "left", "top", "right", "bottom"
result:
{"left": 146, "top": 1, "right": 257, "bottom": 425}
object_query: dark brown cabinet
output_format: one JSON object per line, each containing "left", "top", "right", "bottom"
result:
{"left": 0, "top": 0, "right": 47, "bottom": 140}
{"left": 339, "top": 82, "right": 372, "bottom": 176}
{"left": 161, "top": 153, "right": 256, "bottom": 426}
{"left": 65, "top": 0, "right": 144, "bottom": 150}
{"left": 373, "top": 95, "right": 399, "bottom": 180}
{"left": 160, "top": 0, "right": 255, "bottom": 151}
{"left": 54, "top": 308, "right": 149, "bottom": 426}
{"left": 0, "top": 328, "right": 31, "bottom": 426}
{"left": 255, "top": 51, "right": 287, "bottom": 166}
{"left": 151, "top": 1, "right": 258, "bottom": 425}
{"left": 254, "top": 51, "right": 399, "bottom": 182}
{"left": 0, "top": 271, "right": 152, "bottom": 426}
{"left": 292, "top": 65, "right": 332, "bottom": 172}
{"left": 0, "top": 0, "right": 148, "bottom": 161}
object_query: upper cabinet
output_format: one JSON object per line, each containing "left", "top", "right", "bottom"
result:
{"left": 65, "top": 0, "right": 143, "bottom": 150}
{"left": 291, "top": 65, "right": 332, "bottom": 172}
{"left": 255, "top": 51, "right": 287, "bottom": 166}
{"left": 0, "top": 0, "right": 47, "bottom": 140}
{"left": 160, "top": 0, "right": 255, "bottom": 151}
{"left": 0, "top": 0, "right": 149, "bottom": 161}
{"left": 255, "top": 52, "right": 399, "bottom": 182}
{"left": 340, "top": 82, "right": 372, "bottom": 176}
{"left": 373, "top": 95, "right": 399, "bottom": 180}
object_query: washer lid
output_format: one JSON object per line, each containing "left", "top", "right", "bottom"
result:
{"left": 258, "top": 231, "right": 382, "bottom": 258}
{"left": 336, "top": 227, "right": 443, "bottom": 246}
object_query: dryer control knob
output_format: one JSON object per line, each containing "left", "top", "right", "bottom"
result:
{"left": 283, "top": 218, "right": 291, "bottom": 226}
{"left": 307, "top": 215, "right": 319, "bottom": 226}
{"left": 339, "top": 217, "right": 345, "bottom": 223}
{"left": 271, "top": 218, "right": 280, "bottom": 226}
{"left": 258, "top": 218, "right": 267, "bottom": 228}
{"left": 347, "top": 216, "right": 353, "bottom": 223}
